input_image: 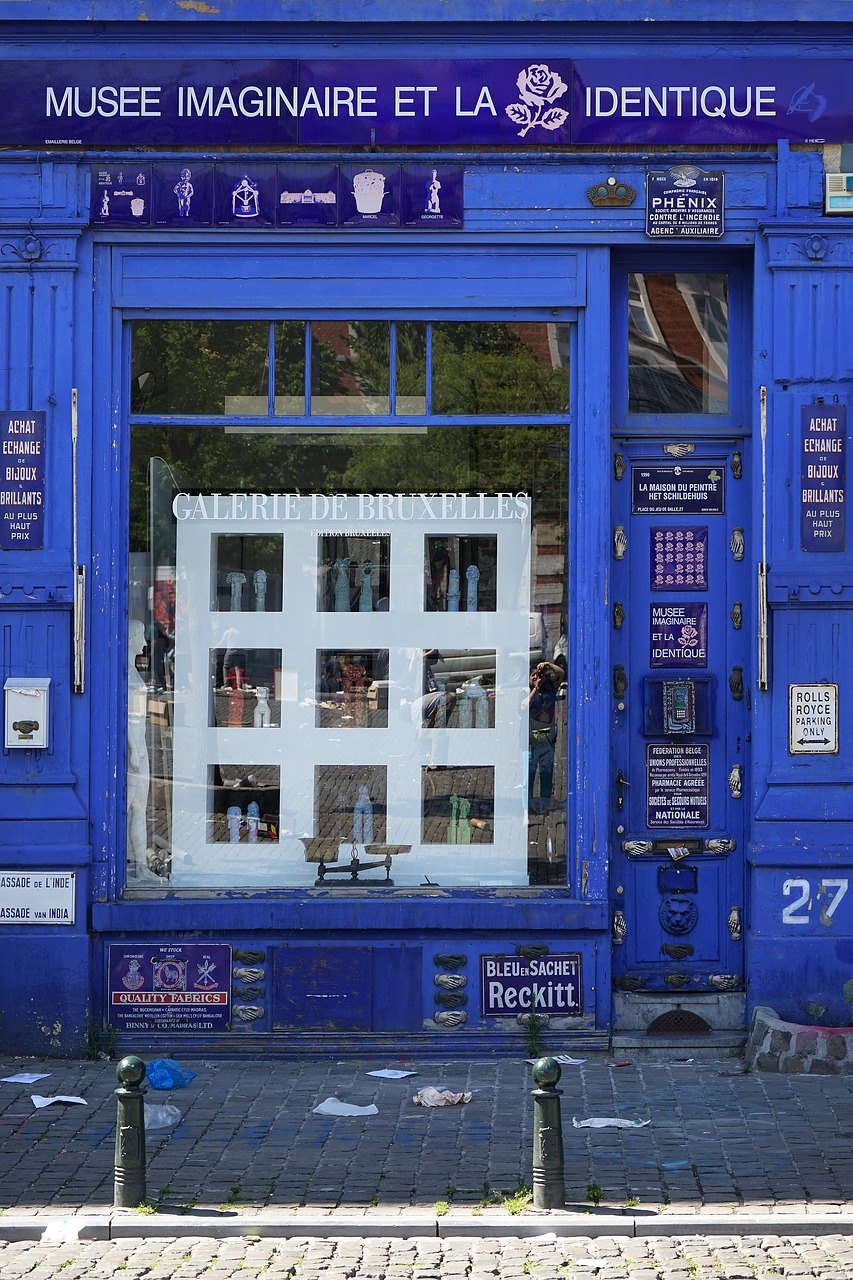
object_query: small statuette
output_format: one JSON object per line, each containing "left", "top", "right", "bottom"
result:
{"left": 333, "top": 556, "right": 352, "bottom": 611}
{"left": 435, "top": 991, "right": 467, "bottom": 1009}
{"left": 614, "top": 452, "right": 626, "bottom": 480}
{"left": 613, "top": 664, "right": 628, "bottom": 698}
{"left": 233, "top": 965, "right": 264, "bottom": 983}
{"left": 705, "top": 838, "right": 736, "bottom": 853}
{"left": 227, "top": 805, "right": 242, "bottom": 843}
{"left": 612, "top": 910, "right": 627, "bottom": 944}
{"left": 253, "top": 569, "right": 267, "bottom": 611}
{"left": 613, "top": 526, "right": 627, "bottom": 560}
{"left": 465, "top": 564, "right": 480, "bottom": 612}
{"left": 359, "top": 561, "right": 374, "bottom": 612}
{"left": 247, "top": 801, "right": 260, "bottom": 844}
{"left": 447, "top": 568, "right": 460, "bottom": 612}
{"left": 613, "top": 600, "right": 625, "bottom": 630}
{"left": 730, "top": 451, "right": 742, "bottom": 479}
{"left": 663, "top": 442, "right": 694, "bottom": 458}
{"left": 729, "top": 666, "right": 744, "bottom": 701}
{"left": 730, "top": 601, "right": 743, "bottom": 630}
{"left": 622, "top": 840, "right": 652, "bottom": 856}
{"left": 233, "top": 1005, "right": 264, "bottom": 1022}
{"left": 226, "top": 571, "right": 246, "bottom": 611}
{"left": 353, "top": 784, "right": 374, "bottom": 844}
{"left": 434, "top": 953, "right": 466, "bottom": 969}
{"left": 730, "top": 528, "right": 745, "bottom": 561}
{"left": 253, "top": 686, "right": 271, "bottom": 727}
{"left": 709, "top": 974, "right": 740, "bottom": 990}
{"left": 728, "top": 764, "right": 743, "bottom": 798}
{"left": 434, "top": 1010, "right": 467, "bottom": 1028}
{"left": 435, "top": 973, "right": 466, "bottom": 990}
{"left": 727, "top": 906, "right": 742, "bottom": 941}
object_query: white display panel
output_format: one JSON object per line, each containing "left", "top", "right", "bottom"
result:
{"left": 169, "top": 491, "right": 532, "bottom": 886}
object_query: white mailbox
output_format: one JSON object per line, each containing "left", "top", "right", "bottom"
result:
{"left": 4, "top": 678, "right": 50, "bottom": 749}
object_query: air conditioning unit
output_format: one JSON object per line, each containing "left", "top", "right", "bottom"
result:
{"left": 825, "top": 173, "right": 853, "bottom": 213}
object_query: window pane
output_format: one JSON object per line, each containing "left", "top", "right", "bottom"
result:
{"left": 396, "top": 321, "right": 427, "bottom": 416}
{"left": 628, "top": 273, "right": 728, "bottom": 414}
{"left": 310, "top": 321, "right": 390, "bottom": 416}
{"left": 128, "top": 422, "right": 568, "bottom": 889}
{"left": 273, "top": 321, "right": 306, "bottom": 415}
{"left": 432, "top": 322, "right": 570, "bottom": 415}
{"left": 130, "top": 320, "right": 270, "bottom": 415}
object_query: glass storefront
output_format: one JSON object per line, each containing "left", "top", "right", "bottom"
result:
{"left": 127, "top": 320, "right": 570, "bottom": 890}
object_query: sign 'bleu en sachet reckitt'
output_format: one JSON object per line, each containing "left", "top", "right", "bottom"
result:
{"left": 4, "top": 57, "right": 852, "bottom": 147}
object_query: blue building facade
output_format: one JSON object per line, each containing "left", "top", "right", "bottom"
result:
{"left": 1, "top": 0, "right": 851, "bottom": 1057}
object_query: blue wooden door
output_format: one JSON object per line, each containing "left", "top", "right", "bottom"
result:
{"left": 610, "top": 437, "right": 748, "bottom": 993}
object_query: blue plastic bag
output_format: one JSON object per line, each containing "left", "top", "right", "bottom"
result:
{"left": 146, "top": 1058, "right": 196, "bottom": 1090}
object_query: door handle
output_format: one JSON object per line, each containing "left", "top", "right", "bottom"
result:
{"left": 615, "top": 768, "right": 630, "bottom": 810}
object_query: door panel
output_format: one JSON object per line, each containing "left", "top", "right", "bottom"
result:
{"left": 611, "top": 441, "right": 748, "bottom": 991}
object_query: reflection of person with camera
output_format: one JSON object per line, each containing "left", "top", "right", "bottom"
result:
{"left": 524, "top": 661, "right": 561, "bottom": 814}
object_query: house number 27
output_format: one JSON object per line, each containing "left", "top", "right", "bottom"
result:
{"left": 782, "top": 878, "right": 849, "bottom": 925}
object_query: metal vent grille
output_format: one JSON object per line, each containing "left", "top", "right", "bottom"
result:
{"left": 647, "top": 1008, "right": 711, "bottom": 1036}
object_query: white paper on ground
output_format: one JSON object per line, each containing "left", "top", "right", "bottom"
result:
{"left": 144, "top": 1103, "right": 182, "bottom": 1130}
{"left": 365, "top": 1069, "right": 418, "bottom": 1079}
{"left": 572, "top": 1116, "right": 650, "bottom": 1129}
{"left": 30, "top": 1094, "right": 87, "bottom": 1109}
{"left": 2, "top": 1072, "right": 51, "bottom": 1084}
{"left": 312, "top": 1098, "right": 379, "bottom": 1116}
{"left": 412, "top": 1087, "right": 472, "bottom": 1106}
{"left": 526, "top": 1055, "right": 586, "bottom": 1066}
{"left": 40, "top": 1219, "right": 97, "bottom": 1244}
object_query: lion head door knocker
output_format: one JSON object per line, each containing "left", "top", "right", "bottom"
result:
{"left": 660, "top": 895, "right": 698, "bottom": 935}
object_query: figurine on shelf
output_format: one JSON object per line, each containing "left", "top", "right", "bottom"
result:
{"left": 429, "top": 540, "right": 450, "bottom": 610}
{"left": 353, "top": 784, "right": 374, "bottom": 844}
{"left": 447, "top": 568, "right": 460, "bottom": 612}
{"left": 227, "top": 805, "right": 242, "bottom": 843}
{"left": 226, "top": 570, "right": 246, "bottom": 611}
{"left": 253, "top": 686, "right": 271, "bottom": 728}
{"left": 253, "top": 568, "right": 267, "bottom": 611}
{"left": 359, "top": 561, "right": 374, "bottom": 612}
{"left": 465, "top": 563, "right": 480, "bottom": 612}
{"left": 247, "top": 801, "right": 260, "bottom": 844}
{"left": 127, "top": 620, "right": 159, "bottom": 884}
{"left": 333, "top": 556, "right": 352, "bottom": 612}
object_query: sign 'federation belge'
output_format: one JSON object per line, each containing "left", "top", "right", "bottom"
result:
{"left": 7, "top": 57, "right": 853, "bottom": 147}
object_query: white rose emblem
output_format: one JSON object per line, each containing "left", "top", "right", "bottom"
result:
{"left": 506, "top": 63, "right": 569, "bottom": 138}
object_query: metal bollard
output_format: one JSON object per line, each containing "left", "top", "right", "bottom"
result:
{"left": 530, "top": 1055, "right": 565, "bottom": 1209}
{"left": 114, "top": 1054, "right": 147, "bottom": 1208}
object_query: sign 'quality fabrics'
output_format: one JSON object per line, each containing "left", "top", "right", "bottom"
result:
{"left": 8, "top": 57, "right": 853, "bottom": 147}
{"left": 801, "top": 404, "right": 846, "bottom": 552}
{"left": 108, "top": 943, "right": 232, "bottom": 1033}
{"left": 480, "top": 952, "right": 582, "bottom": 1017}
{"left": 0, "top": 412, "right": 45, "bottom": 550}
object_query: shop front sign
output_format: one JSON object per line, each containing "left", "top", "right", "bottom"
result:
{"left": 646, "top": 167, "right": 724, "bottom": 239}
{"left": 480, "top": 952, "right": 582, "bottom": 1016}
{"left": 7, "top": 57, "right": 853, "bottom": 148}
{"left": 0, "top": 411, "right": 45, "bottom": 551}
{"left": 646, "top": 743, "right": 710, "bottom": 829}
{"left": 801, "top": 404, "right": 846, "bottom": 551}
{"left": 108, "top": 943, "right": 232, "bottom": 1033}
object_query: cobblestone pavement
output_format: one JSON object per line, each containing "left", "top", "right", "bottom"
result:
{"left": 5, "top": 1232, "right": 853, "bottom": 1279}
{"left": 2, "top": 1053, "right": 853, "bottom": 1230}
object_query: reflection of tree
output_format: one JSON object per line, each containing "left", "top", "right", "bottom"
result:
{"left": 431, "top": 323, "right": 568, "bottom": 415}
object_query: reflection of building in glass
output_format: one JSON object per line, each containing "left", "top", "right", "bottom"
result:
{"left": 628, "top": 273, "right": 728, "bottom": 414}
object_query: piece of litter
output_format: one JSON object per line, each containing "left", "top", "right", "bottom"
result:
{"left": 365, "top": 1069, "right": 418, "bottom": 1079}
{"left": 312, "top": 1098, "right": 379, "bottom": 1116}
{"left": 412, "top": 1087, "right": 472, "bottom": 1106}
{"left": 144, "top": 1103, "right": 182, "bottom": 1130}
{"left": 2, "top": 1072, "right": 51, "bottom": 1084}
{"left": 572, "top": 1116, "right": 650, "bottom": 1129}
{"left": 31, "top": 1095, "right": 87, "bottom": 1109}
{"left": 40, "top": 1218, "right": 95, "bottom": 1245}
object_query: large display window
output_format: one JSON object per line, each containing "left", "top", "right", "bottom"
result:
{"left": 127, "top": 320, "right": 569, "bottom": 890}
